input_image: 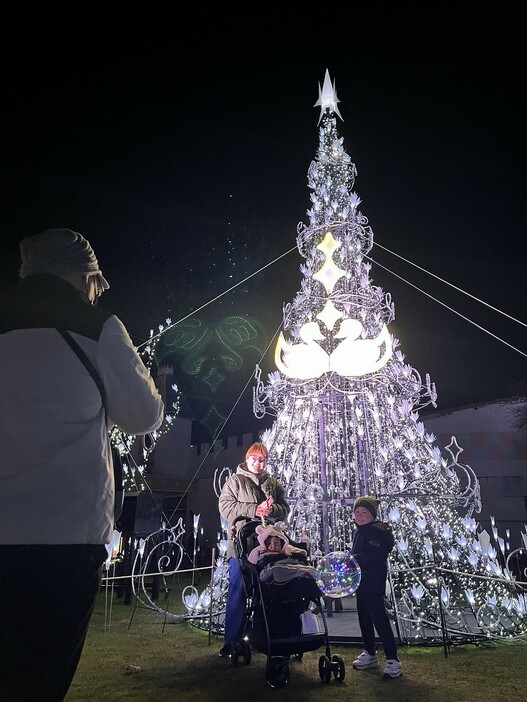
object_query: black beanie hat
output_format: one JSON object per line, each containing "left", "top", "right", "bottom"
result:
{"left": 353, "top": 495, "right": 379, "bottom": 519}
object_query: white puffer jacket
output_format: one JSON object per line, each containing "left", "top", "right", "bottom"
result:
{"left": 0, "top": 274, "right": 164, "bottom": 545}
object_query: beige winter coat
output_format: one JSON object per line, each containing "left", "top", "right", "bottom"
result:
{"left": 218, "top": 463, "right": 290, "bottom": 559}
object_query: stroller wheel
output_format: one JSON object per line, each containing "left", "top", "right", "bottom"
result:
{"left": 331, "top": 654, "right": 346, "bottom": 682}
{"left": 230, "top": 643, "right": 239, "bottom": 666}
{"left": 318, "top": 655, "right": 332, "bottom": 683}
{"left": 266, "top": 657, "right": 290, "bottom": 688}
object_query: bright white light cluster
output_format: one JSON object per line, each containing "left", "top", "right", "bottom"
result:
{"left": 252, "top": 82, "right": 527, "bottom": 643}
{"left": 121, "top": 73, "right": 527, "bottom": 644}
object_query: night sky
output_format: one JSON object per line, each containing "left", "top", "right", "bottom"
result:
{"left": 2, "top": 5, "right": 526, "bottom": 441}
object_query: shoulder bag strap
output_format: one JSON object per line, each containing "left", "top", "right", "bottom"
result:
{"left": 57, "top": 328, "right": 106, "bottom": 405}
{"left": 56, "top": 328, "right": 124, "bottom": 523}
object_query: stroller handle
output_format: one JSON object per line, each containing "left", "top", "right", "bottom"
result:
{"left": 232, "top": 514, "right": 276, "bottom": 527}
{"left": 230, "top": 515, "right": 277, "bottom": 540}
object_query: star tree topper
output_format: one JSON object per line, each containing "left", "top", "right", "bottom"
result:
{"left": 314, "top": 68, "right": 343, "bottom": 124}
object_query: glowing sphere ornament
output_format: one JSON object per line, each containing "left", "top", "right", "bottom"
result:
{"left": 315, "top": 551, "right": 361, "bottom": 598}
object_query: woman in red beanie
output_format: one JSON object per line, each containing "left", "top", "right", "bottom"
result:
{"left": 218, "top": 442, "right": 289, "bottom": 657}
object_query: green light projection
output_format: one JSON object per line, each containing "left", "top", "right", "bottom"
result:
{"left": 153, "top": 314, "right": 267, "bottom": 441}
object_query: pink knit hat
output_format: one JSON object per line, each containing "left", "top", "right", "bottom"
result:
{"left": 255, "top": 522, "right": 289, "bottom": 549}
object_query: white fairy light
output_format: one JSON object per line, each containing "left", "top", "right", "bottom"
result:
{"left": 411, "top": 586, "right": 424, "bottom": 602}
{"left": 389, "top": 506, "right": 401, "bottom": 522}
{"left": 442, "top": 523, "right": 453, "bottom": 540}
{"left": 396, "top": 537, "right": 409, "bottom": 555}
{"left": 424, "top": 538, "right": 434, "bottom": 558}
{"left": 456, "top": 534, "right": 468, "bottom": 548}
{"left": 465, "top": 589, "right": 475, "bottom": 606}
{"left": 468, "top": 552, "right": 479, "bottom": 567}
{"left": 441, "top": 586, "right": 450, "bottom": 606}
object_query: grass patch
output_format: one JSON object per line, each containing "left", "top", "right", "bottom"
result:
{"left": 66, "top": 581, "right": 527, "bottom": 702}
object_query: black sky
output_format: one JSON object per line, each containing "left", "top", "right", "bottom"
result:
{"left": 1, "top": 5, "right": 526, "bottom": 437}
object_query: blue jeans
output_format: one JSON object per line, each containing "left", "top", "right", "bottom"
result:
{"left": 224, "top": 557, "right": 246, "bottom": 644}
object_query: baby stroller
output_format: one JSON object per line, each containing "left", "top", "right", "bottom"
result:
{"left": 228, "top": 516, "right": 345, "bottom": 688}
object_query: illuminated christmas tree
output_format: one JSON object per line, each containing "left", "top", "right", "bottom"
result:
{"left": 251, "top": 69, "right": 527, "bottom": 644}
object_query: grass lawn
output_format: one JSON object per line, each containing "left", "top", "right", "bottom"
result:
{"left": 66, "top": 579, "right": 527, "bottom": 702}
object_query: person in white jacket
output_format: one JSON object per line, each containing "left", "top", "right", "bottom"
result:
{"left": 0, "top": 228, "right": 165, "bottom": 702}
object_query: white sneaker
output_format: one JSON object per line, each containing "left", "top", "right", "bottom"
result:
{"left": 352, "top": 651, "right": 379, "bottom": 670}
{"left": 384, "top": 659, "right": 402, "bottom": 678}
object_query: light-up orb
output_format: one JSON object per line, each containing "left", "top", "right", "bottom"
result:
{"left": 315, "top": 551, "right": 361, "bottom": 598}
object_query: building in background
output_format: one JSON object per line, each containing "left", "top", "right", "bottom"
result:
{"left": 423, "top": 396, "right": 527, "bottom": 550}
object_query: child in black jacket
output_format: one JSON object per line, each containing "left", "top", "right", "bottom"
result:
{"left": 350, "top": 496, "right": 402, "bottom": 679}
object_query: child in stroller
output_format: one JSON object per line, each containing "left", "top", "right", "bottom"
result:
{"left": 229, "top": 517, "right": 345, "bottom": 688}
{"left": 247, "top": 522, "right": 321, "bottom": 592}
{"left": 247, "top": 522, "right": 308, "bottom": 564}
